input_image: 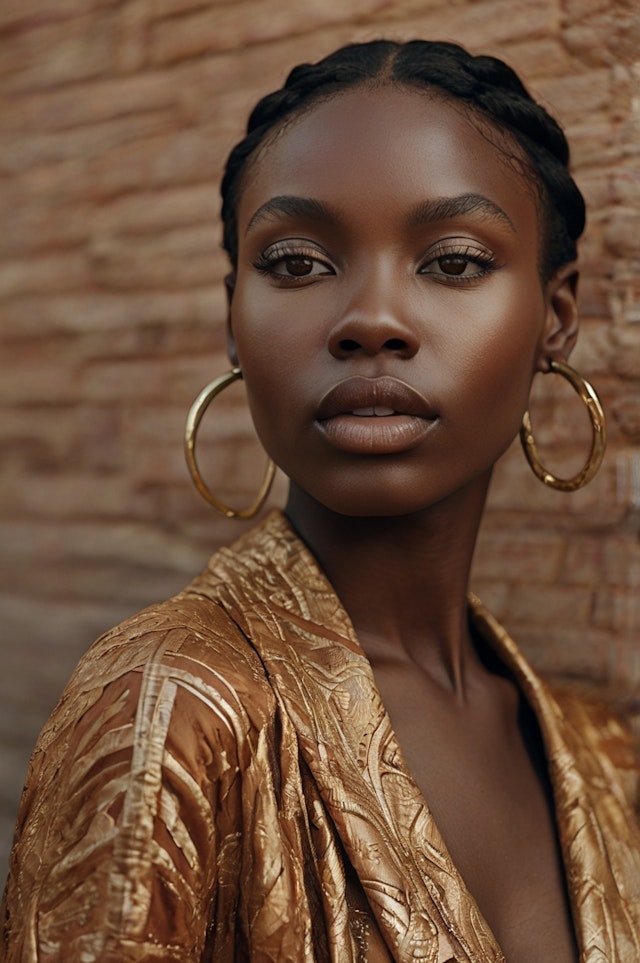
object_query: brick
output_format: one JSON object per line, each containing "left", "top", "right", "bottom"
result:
{"left": 611, "top": 324, "right": 640, "bottom": 377}
{"left": 611, "top": 273, "right": 640, "bottom": 326}
{"left": 510, "top": 623, "right": 613, "bottom": 683}
{"left": 560, "top": 533, "right": 640, "bottom": 588}
{"left": 566, "top": 120, "right": 618, "bottom": 168}
{"left": 85, "top": 126, "right": 225, "bottom": 197}
{"left": 471, "top": 529, "right": 565, "bottom": 583}
{"left": 0, "top": 253, "right": 90, "bottom": 301}
{"left": 93, "top": 184, "right": 219, "bottom": 236}
{"left": 3, "top": 557, "right": 193, "bottom": 609}
{"left": 0, "top": 360, "right": 83, "bottom": 405}
{"left": 611, "top": 392, "right": 640, "bottom": 443}
{"left": 534, "top": 69, "right": 612, "bottom": 124}
{"left": 0, "top": 406, "right": 81, "bottom": 468}
{"left": 150, "top": 0, "right": 393, "bottom": 63}
{"left": 593, "top": 586, "right": 640, "bottom": 633}
{"left": 80, "top": 356, "right": 220, "bottom": 403}
{"left": 0, "top": 0, "right": 120, "bottom": 29}
{"left": 114, "top": 0, "right": 153, "bottom": 74}
{"left": 560, "top": 6, "right": 640, "bottom": 69}
{"left": 605, "top": 211, "right": 640, "bottom": 258}
{"left": 76, "top": 321, "right": 227, "bottom": 364}
{"left": 0, "top": 518, "right": 206, "bottom": 572}
{"left": 89, "top": 224, "right": 220, "bottom": 290}
{"left": 0, "top": 289, "right": 224, "bottom": 337}
{"left": 152, "top": 0, "right": 219, "bottom": 15}
{"left": 487, "top": 448, "right": 623, "bottom": 529}
{"left": 129, "top": 414, "right": 271, "bottom": 495}
{"left": 498, "top": 39, "right": 574, "bottom": 81}
{"left": 1, "top": 14, "right": 116, "bottom": 94}
{"left": 569, "top": 319, "right": 613, "bottom": 376}
{"left": 0, "top": 194, "right": 93, "bottom": 257}
{"left": 612, "top": 169, "right": 640, "bottom": 206}
{"left": 613, "top": 451, "right": 640, "bottom": 525}
{"left": 127, "top": 399, "right": 247, "bottom": 447}
{"left": 503, "top": 583, "right": 593, "bottom": 626}
{"left": 0, "top": 111, "right": 179, "bottom": 175}
{"left": 2, "top": 68, "right": 197, "bottom": 136}
{"left": 563, "top": 0, "right": 611, "bottom": 19}
{"left": 0, "top": 472, "right": 135, "bottom": 519}
{"left": 577, "top": 171, "right": 615, "bottom": 210}
{"left": 388, "top": 0, "right": 554, "bottom": 50}
{"left": 577, "top": 276, "right": 614, "bottom": 320}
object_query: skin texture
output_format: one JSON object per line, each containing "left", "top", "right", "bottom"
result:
{"left": 228, "top": 86, "right": 580, "bottom": 962}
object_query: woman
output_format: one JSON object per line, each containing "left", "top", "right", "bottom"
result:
{"left": 3, "top": 39, "right": 639, "bottom": 963}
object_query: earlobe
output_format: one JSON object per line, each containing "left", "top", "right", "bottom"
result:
{"left": 537, "top": 261, "right": 580, "bottom": 372}
{"left": 224, "top": 271, "right": 239, "bottom": 366}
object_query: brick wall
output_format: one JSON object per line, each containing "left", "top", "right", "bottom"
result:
{"left": 1, "top": 0, "right": 638, "bottom": 875}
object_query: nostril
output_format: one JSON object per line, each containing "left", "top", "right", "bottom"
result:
{"left": 385, "top": 338, "right": 407, "bottom": 351}
{"left": 339, "top": 339, "right": 360, "bottom": 352}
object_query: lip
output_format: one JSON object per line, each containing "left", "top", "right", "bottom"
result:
{"left": 317, "top": 376, "right": 436, "bottom": 420}
{"left": 316, "top": 376, "right": 438, "bottom": 454}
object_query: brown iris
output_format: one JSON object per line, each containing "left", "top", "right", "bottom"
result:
{"left": 286, "top": 256, "right": 314, "bottom": 276}
{"left": 439, "top": 255, "right": 468, "bottom": 276}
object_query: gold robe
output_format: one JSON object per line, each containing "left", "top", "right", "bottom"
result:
{"left": 3, "top": 510, "right": 640, "bottom": 962}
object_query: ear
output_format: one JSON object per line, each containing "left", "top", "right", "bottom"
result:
{"left": 536, "top": 261, "right": 580, "bottom": 373}
{"left": 224, "top": 271, "right": 239, "bottom": 366}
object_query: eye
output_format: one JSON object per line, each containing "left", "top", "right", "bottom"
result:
{"left": 419, "top": 239, "right": 497, "bottom": 282}
{"left": 253, "top": 240, "right": 335, "bottom": 283}
{"left": 271, "top": 255, "right": 333, "bottom": 278}
{"left": 433, "top": 255, "right": 472, "bottom": 276}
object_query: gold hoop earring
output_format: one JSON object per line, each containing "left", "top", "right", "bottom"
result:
{"left": 185, "top": 367, "right": 276, "bottom": 519}
{"left": 519, "top": 359, "right": 606, "bottom": 492}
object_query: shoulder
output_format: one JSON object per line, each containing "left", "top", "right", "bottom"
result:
{"left": 3, "top": 514, "right": 324, "bottom": 960}
{"left": 35, "top": 583, "right": 279, "bottom": 767}
{"left": 76, "top": 587, "right": 274, "bottom": 704}
{"left": 14, "top": 574, "right": 282, "bottom": 849}
{"left": 3, "top": 583, "right": 281, "bottom": 960}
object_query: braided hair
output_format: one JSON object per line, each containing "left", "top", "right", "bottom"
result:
{"left": 221, "top": 39, "right": 585, "bottom": 281}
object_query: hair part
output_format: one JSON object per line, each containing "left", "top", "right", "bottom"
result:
{"left": 220, "top": 39, "right": 585, "bottom": 282}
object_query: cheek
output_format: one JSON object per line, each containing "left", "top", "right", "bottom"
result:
{"left": 458, "top": 275, "right": 545, "bottom": 369}
{"left": 230, "top": 306, "right": 306, "bottom": 457}
{"left": 231, "top": 280, "right": 313, "bottom": 369}
{"left": 439, "top": 293, "right": 545, "bottom": 433}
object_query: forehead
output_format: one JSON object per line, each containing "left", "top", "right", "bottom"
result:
{"left": 237, "top": 85, "right": 539, "bottom": 240}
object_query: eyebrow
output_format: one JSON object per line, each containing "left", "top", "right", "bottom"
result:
{"left": 246, "top": 196, "right": 336, "bottom": 234}
{"left": 408, "top": 193, "right": 515, "bottom": 232}
{"left": 245, "top": 191, "right": 515, "bottom": 235}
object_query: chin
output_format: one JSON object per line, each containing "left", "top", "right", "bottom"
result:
{"left": 310, "top": 484, "right": 438, "bottom": 519}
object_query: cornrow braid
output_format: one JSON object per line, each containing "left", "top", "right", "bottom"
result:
{"left": 220, "top": 39, "right": 585, "bottom": 281}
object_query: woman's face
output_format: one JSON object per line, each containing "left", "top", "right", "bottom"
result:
{"left": 229, "top": 85, "right": 573, "bottom": 517}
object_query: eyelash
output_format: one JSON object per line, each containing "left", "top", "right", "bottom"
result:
{"left": 252, "top": 241, "right": 334, "bottom": 282}
{"left": 252, "top": 239, "right": 499, "bottom": 284}
{"left": 419, "top": 241, "right": 498, "bottom": 282}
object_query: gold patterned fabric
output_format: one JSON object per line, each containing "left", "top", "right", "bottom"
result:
{"left": 3, "top": 510, "right": 640, "bottom": 962}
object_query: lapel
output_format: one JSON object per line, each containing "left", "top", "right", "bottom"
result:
{"left": 202, "top": 512, "right": 640, "bottom": 963}
{"left": 471, "top": 598, "right": 640, "bottom": 962}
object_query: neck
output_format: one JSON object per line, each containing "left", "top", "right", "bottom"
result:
{"left": 285, "top": 475, "right": 492, "bottom": 697}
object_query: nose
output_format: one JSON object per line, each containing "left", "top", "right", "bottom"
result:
{"left": 327, "top": 273, "right": 420, "bottom": 360}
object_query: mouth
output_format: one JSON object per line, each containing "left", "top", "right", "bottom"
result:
{"left": 317, "top": 376, "right": 436, "bottom": 420}
{"left": 350, "top": 406, "right": 396, "bottom": 417}
{"left": 316, "top": 376, "right": 438, "bottom": 454}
